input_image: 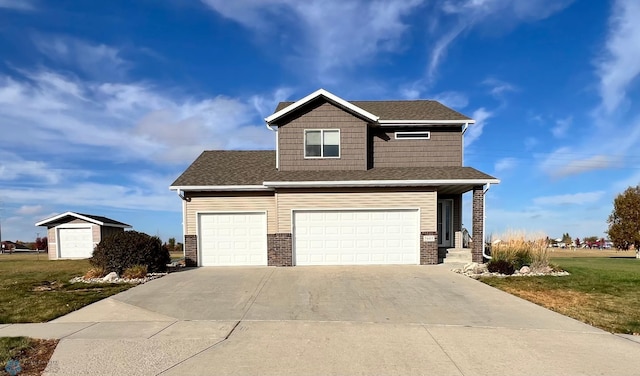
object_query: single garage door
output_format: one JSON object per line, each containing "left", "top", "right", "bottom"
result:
{"left": 198, "top": 212, "right": 267, "bottom": 266}
{"left": 293, "top": 209, "right": 419, "bottom": 265}
{"left": 58, "top": 227, "right": 94, "bottom": 258}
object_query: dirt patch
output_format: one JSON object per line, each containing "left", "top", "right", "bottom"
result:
{"left": 31, "top": 281, "right": 64, "bottom": 292}
{"left": 5, "top": 339, "right": 58, "bottom": 375}
{"left": 501, "top": 287, "right": 591, "bottom": 311}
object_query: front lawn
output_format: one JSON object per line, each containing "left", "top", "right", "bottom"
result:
{"left": 480, "top": 256, "right": 640, "bottom": 334}
{"left": 0, "top": 337, "right": 57, "bottom": 375}
{"left": 0, "top": 253, "right": 133, "bottom": 323}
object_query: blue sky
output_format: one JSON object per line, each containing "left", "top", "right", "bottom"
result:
{"left": 1, "top": 0, "right": 639, "bottom": 243}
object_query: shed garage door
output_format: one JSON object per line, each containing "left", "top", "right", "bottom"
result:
{"left": 198, "top": 212, "right": 267, "bottom": 266}
{"left": 293, "top": 209, "right": 419, "bottom": 265}
{"left": 58, "top": 227, "right": 94, "bottom": 258}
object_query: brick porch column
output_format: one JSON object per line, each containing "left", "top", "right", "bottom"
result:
{"left": 472, "top": 186, "right": 484, "bottom": 263}
{"left": 184, "top": 235, "right": 198, "bottom": 267}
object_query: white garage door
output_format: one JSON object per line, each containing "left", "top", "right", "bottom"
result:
{"left": 58, "top": 227, "right": 94, "bottom": 258}
{"left": 198, "top": 212, "right": 267, "bottom": 266}
{"left": 293, "top": 209, "right": 419, "bottom": 266}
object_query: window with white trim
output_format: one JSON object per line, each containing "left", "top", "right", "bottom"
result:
{"left": 305, "top": 129, "right": 340, "bottom": 158}
{"left": 395, "top": 131, "right": 430, "bottom": 140}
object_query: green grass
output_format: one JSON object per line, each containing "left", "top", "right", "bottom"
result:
{"left": 0, "top": 254, "right": 133, "bottom": 323}
{"left": 480, "top": 257, "right": 640, "bottom": 334}
{"left": 0, "top": 337, "right": 31, "bottom": 365}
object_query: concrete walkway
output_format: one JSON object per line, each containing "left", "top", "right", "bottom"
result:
{"left": 1, "top": 266, "right": 639, "bottom": 375}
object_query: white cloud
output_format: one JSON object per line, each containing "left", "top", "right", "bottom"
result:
{"left": 596, "top": 0, "right": 640, "bottom": 114}
{"left": 464, "top": 107, "right": 492, "bottom": 147}
{"left": 200, "top": 0, "right": 421, "bottom": 79}
{"left": 482, "top": 77, "right": 517, "bottom": 98}
{"left": 33, "top": 35, "right": 128, "bottom": 80}
{"left": 0, "top": 66, "right": 275, "bottom": 165}
{"left": 494, "top": 157, "right": 517, "bottom": 173}
{"left": 539, "top": 148, "right": 614, "bottom": 178}
{"left": 15, "top": 205, "right": 44, "bottom": 215}
{"left": 0, "top": 152, "right": 63, "bottom": 184}
{"left": 0, "top": 0, "right": 36, "bottom": 11}
{"left": 524, "top": 137, "right": 538, "bottom": 150}
{"left": 551, "top": 116, "right": 572, "bottom": 138}
{"left": 432, "top": 91, "right": 469, "bottom": 109}
{"left": 533, "top": 191, "right": 606, "bottom": 206}
{"left": 427, "top": 0, "right": 573, "bottom": 81}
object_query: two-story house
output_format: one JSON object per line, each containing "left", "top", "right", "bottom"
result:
{"left": 170, "top": 89, "right": 499, "bottom": 267}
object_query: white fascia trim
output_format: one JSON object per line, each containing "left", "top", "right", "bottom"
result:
{"left": 36, "top": 211, "right": 102, "bottom": 227}
{"left": 169, "top": 185, "right": 273, "bottom": 192}
{"left": 378, "top": 120, "right": 475, "bottom": 125}
{"left": 263, "top": 179, "right": 500, "bottom": 188}
{"left": 265, "top": 88, "right": 380, "bottom": 124}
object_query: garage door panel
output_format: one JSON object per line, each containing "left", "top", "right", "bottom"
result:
{"left": 294, "top": 209, "right": 419, "bottom": 266}
{"left": 198, "top": 213, "right": 267, "bottom": 266}
{"left": 59, "top": 227, "right": 93, "bottom": 259}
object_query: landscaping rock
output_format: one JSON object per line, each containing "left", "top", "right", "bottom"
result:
{"left": 102, "top": 272, "right": 119, "bottom": 282}
{"left": 70, "top": 273, "right": 167, "bottom": 285}
{"left": 453, "top": 262, "right": 569, "bottom": 279}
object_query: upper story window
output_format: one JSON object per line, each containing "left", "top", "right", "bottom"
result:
{"left": 395, "top": 131, "right": 430, "bottom": 140}
{"left": 305, "top": 129, "right": 340, "bottom": 158}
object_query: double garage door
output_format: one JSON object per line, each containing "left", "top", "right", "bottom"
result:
{"left": 198, "top": 209, "right": 419, "bottom": 266}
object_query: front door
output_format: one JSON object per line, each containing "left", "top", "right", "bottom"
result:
{"left": 437, "top": 199, "right": 453, "bottom": 247}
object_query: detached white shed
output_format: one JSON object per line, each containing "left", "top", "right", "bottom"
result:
{"left": 35, "top": 212, "right": 131, "bottom": 260}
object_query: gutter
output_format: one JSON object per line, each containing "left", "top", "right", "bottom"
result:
{"left": 482, "top": 183, "right": 492, "bottom": 260}
{"left": 176, "top": 189, "right": 191, "bottom": 202}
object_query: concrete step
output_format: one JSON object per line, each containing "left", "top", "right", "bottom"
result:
{"left": 443, "top": 248, "right": 472, "bottom": 264}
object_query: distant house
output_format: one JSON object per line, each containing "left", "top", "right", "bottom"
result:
{"left": 1, "top": 241, "right": 31, "bottom": 252}
{"left": 35, "top": 212, "right": 131, "bottom": 260}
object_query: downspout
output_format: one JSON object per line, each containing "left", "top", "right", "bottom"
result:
{"left": 266, "top": 122, "right": 279, "bottom": 170}
{"left": 482, "top": 183, "right": 492, "bottom": 260}
{"left": 176, "top": 189, "right": 190, "bottom": 202}
{"left": 461, "top": 122, "right": 469, "bottom": 166}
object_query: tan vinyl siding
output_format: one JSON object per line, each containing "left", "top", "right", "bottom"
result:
{"left": 277, "top": 101, "right": 368, "bottom": 171}
{"left": 185, "top": 192, "right": 277, "bottom": 235}
{"left": 47, "top": 227, "right": 56, "bottom": 259}
{"left": 92, "top": 225, "right": 100, "bottom": 246}
{"left": 372, "top": 128, "right": 462, "bottom": 167}
{"left": 276, "top": 188, "right": 437, "bottom": 233}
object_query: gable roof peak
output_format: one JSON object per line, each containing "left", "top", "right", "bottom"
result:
{"left": 265, "top": 88, "right": 380, "bottom": 125}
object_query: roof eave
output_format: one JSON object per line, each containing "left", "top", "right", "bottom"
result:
{"left": 378, "top": 119, "right": 474, "bottom": 126}
{"left": 265, "top": 88, "right": 380, "bottom": 125}
{"left": 262, "top": 179, "right": 500, "bottom": 188}
{"left": 170, "top": 185, "right": 274, "bottom": 192}
{"left": 35, "top": 211, "right": 102, "bottom": 227}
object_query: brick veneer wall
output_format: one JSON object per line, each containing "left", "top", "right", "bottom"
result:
{"left": 184, "top": 235, "right": 198, "bottom": 267}
{"left": 268, "top": 233, "right": 292, "bottom": 266}
{"left": 472, "top": 186, "right": 484, "bottom": 263}
{"left": 420, "top": 231, "right": 438, "bottom": 265}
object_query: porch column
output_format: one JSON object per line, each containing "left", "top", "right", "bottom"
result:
{"left": 472, "top": 186, "right": 484, "bottom": 263}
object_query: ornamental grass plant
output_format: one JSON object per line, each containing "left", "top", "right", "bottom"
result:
{"left": 489, "top": 230, "right": 550, "bottom": 272}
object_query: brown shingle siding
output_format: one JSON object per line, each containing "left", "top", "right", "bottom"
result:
{"left": 277, "top": 102, "right": 367, "bottom": 171}
{"left": 372, "top": 128, "right": 462, "bottom": 168}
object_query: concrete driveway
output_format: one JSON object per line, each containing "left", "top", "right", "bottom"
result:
{"left": 3, "top": 266, "right": 639, "bottom": 375}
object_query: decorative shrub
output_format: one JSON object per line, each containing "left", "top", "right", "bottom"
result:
{"left": 490, "top": 230, "right": 549, "bottom": 272}
{"left": 487, "top": 259, "right": 515, "bottom": 275}
{"left": 122, "top": 264, "right": 148, "bottom": 279}
{"left": 90, "top": 231, "right": 170, "bottom": 275}
{"left": 84, "top": 267, "right": 105, "bottom": 279}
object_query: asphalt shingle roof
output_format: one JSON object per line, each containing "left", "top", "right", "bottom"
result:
{"left": 171, "top": 151, "right": 496, "bottom": 187}
{"left": 274, "top": 99, "right": 471, "bottom": 121}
